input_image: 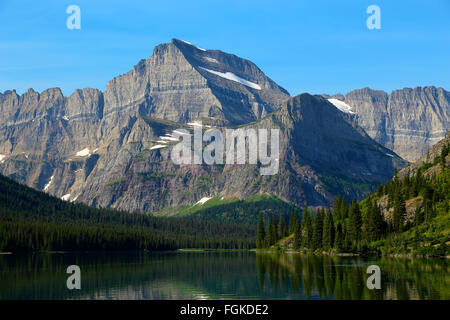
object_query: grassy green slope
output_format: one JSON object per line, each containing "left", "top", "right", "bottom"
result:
{"left": 152, "top": 194, "right": 298, "bottom": 225}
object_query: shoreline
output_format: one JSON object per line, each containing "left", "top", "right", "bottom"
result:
{"left": 0, "top": 248, "right": 252, "bottom": 255}
{"left": 1, "top": 249, "right": 448, "bottom": 259}
{"left": 254, "top": 249, "right": 449, "bottom": 259}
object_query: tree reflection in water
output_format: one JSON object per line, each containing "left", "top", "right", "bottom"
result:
{"left": 256, "top": 253, "right": 449, "bottom": 300}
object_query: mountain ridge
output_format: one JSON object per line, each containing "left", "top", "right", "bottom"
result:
{"left": 325, "top": 86, "right": 449, "bottom": 162}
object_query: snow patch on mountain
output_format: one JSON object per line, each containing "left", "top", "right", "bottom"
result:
{"left": 327, "top": 98, "right": 355, "bottom": 114}
{"left": 199, "top": 67, "right": 261, "bottom": 90}
{"left": 195, "top": 197, "right": 212, "bottom": 205}
{"left": 43, "top": 175, "right": 54, "bottom": 191}
{"left": 180, "top": 39, "right": 206, "bottom": 51}
{"left": 204, "top": 56, "right": 218, "bottom": 64}
{"left": 159, "top": 135, "right": 179, "bottom": 142}
{"left": 76, "top": 148, "right": 91, "bottom": 157}
{"left": 187, "top": 121, "right": 203, "bottom": 127}
{"left": 150, "top": 144, "right": 167, "bottom": 150}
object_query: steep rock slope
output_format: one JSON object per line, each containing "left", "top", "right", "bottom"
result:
{"left": 102, "top": 38, "right": 290, "bottom": 127}
{"left": 328, "top": 87, "right": 449, "bottom": 162}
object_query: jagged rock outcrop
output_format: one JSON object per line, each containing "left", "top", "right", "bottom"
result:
{"left": 330, "top": 87, "right": 449, "bottom": 162}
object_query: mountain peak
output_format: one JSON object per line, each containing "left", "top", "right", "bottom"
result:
{"left": 101, "top": 38, "right": 290, "bottom": 125}
{"left": 172, "top": 38, "right": 208, "bottom": 52}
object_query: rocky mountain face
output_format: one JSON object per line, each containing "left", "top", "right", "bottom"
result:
{"left": 103, "top": 38, "right": 289, "bottom": 128}
{"left": 327, "top": 87, "right": 450, "bottom": 162}
{"left": 0, "top": 89, "right": 406, "bottom": 212}
{"left": 0, "top": 38, "right": 427, "bottom": 213}
{"left": 0, "top": 39, "right": 288, "bottom": 187}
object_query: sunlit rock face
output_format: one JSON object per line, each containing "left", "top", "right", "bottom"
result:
{"left": 337, "top": 86, "right": 449, "bottom": 162}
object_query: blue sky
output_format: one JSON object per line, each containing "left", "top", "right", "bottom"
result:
{"left": 0, "top": 0, "right": 449, "bottom": 97}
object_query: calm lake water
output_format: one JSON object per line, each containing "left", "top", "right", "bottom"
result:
{"left": 0, "top": 251, "right": 448, "bottom": 300}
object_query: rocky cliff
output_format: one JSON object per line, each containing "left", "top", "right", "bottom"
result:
{"left": 328, "top": 87, "right": 449, "bottom": 162}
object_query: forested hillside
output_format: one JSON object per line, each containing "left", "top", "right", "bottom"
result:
{"left": 257, "top": 139, "right": 449, "bottom": 256}
{"left": 0, "top": 175, "right": 255, "bottom": 252}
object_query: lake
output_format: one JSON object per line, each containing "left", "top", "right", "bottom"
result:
{"left": 0, "top": 251, "right": 448, "bottom": 300}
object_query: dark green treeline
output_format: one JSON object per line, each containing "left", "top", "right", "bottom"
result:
{"left": 0, "top": 175, "right": 255, "bottom": 252}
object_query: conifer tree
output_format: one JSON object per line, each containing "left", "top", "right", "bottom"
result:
{"left": 322, "top": 208, "right": 335, "bottom": 250}
{"left": 335, "top": 222, "right": 344, "bottom": 251}
{"left": 393, "top": 192, "right": 405, "bottom": 233}
{"left": 289, "top": 209, "right": 299, "bottom": 234}
{"left": 349, "top": 200, "right": 362, "bottom": 247}
{"left": 377, "top": 184, "right": 383, "bottom": 197}
{"left": 293, "top": 221, "right": 301, "bottom": 249}
{"left": 339, "top": 198, "right": 349, "bottom": 221}
{"left": 257, "top": 212, "right": 266, "bottom": 249}
{"left": 366, "top": 201, "right": 384, "bottom": 242}
{"left": 273, "top": 214, "right": 279, "bottom": 243}
{"left": 279, "top": 215, "right": 287, "bottom": 238}
{"left": 267, "top": 214, "right": 278, "bottom": 246}
{"left": 313, "top": 209, "right": 324, "bottom": 250}
{"left": 300, "top": 208, "right": 313, "bottom": 248}
{"left": 333, "top": 196, "right": 342, "bottom": 220}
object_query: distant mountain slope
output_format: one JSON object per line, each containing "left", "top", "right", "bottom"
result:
{"left": 326, "top": 86, "right": 449, "bottom": 162}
